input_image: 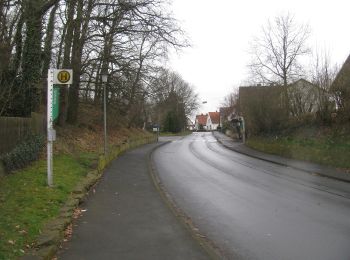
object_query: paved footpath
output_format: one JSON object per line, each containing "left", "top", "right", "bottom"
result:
{"left": 58, "top": 143, "right": 210, "bottom": 260}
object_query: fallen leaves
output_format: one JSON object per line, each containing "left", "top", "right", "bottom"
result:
{"left": 72, "top": 208, "right": 83, "bottom": 219}
{"left": 19, "top": 230, "right": 27, "bottom": 235}
{"left": 64, "top": 223, "right": 73, "bottom": 241}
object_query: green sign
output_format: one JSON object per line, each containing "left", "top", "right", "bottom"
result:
{"left": 52, "top": 86, "right": 60, "bottom": 121}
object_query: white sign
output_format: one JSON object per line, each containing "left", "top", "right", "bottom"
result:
{"left": 47, "top": 69, "right": 54, "bottom": 186}
{"left": 53, "top": 69, "right": 73, "bottom": 84}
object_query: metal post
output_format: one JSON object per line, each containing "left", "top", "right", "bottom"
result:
{"left": 103, "top": 83, "right": 107, "bottom": 154}
{"left": 241, "top": 117, "right": 246, "bottom": 144}
{"left": 47, "top": 69, "right": 54, "bottom": 187}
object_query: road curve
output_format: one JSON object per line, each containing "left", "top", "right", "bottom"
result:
{"left": 153, "top": 132, "right": 350, "bottom": 260}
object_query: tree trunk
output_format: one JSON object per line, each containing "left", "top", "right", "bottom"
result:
{"left": 21, "top": 2, "right": 43, "bottom": 116}
{"left": 12, "top": 11, "right": 24, "bottom": 74}
{"left": 41, "top": 2, "right": 58, "bottom": 106}
{"left": 20, "top": 0, "right": 58, "bottom": 116}
{"left": 67, "top": 0, "right": 93, "bottom": 124}
{"left": 58, "top": 0, "right": 77, "bottom": 125}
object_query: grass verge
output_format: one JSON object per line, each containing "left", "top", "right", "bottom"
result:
{"left": 246, "top": 134, "right": 350, "bottom": 170}
{"left": 0, "top": 128, "right": 155, "bottom": 259}
{"left": 0, "top": 153, "right": 97, "bottom": 259}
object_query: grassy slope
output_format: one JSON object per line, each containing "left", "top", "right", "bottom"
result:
{"left": 246, "top": 126, "right": 350, "bottom": 170}
{"left": 0, "top": 154, "right": 94, "bottom": 258}
{"left": 0, "top": 104, "right": 153, "bottom": 259}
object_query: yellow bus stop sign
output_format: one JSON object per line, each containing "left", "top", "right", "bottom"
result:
{"left": 57, "top": 71, "right": 70, "bottom": 83}
{"left": 53, "top": 69, "right": 73, "bottom": 84}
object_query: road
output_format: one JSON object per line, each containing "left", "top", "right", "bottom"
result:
{"left": 153, "top": 132, "right": 350, "bottom": 260}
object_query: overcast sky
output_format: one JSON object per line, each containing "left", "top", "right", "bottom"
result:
{"left": 167, "top": 0, "right": 350, "bottom": 114}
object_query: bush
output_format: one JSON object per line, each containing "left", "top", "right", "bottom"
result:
{"left": 0, "top": 134, "right": 45, "bottom": 173}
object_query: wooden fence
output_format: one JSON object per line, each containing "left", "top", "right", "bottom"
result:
{"left": 0, "top": 113, "right": 45, "bottom": 155}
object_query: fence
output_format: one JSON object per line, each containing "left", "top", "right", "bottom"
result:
{"left": 0, "top": 113, "right": 45, "bottom": 155}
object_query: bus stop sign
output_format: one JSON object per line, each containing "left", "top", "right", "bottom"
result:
{"left": 53, "top": 69, "right": 73, "bottom": 84}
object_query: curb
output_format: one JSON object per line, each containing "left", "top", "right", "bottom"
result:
{"left": 21, "top": 137, "right": 156, "bottom": 260}
{"left": 147, "top": 141, "right": 225, "bottom": 260}
{"left": 213, "top": 132, "right": 350, "bottom": 183}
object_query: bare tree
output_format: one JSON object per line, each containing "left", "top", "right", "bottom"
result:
{"left": 221, "top": 89, "right": 238, "bottom": 109}
{"left": 248, "top": 13, "right": 310, "bottom": 87}
{"left": 0, "top": 0, "right": 189, "bottom": 128}
{"left": 310, "top": 49, "right": 339, "bottom": 123}
{"left": 62, "top": 0, "right": 188, "bottom": 124}
{"left": 330, "top": 54, "right": 350, "bottom": 121}
{"left": 149, "top": 68, "right": 199, "bottom": 131}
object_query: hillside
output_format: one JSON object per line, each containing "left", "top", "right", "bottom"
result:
{"left": 246, "top": 125, "right": 350, "bottom": 171}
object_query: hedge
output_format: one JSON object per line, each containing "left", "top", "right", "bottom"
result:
{"left": 0, "top": 134, "right": 45, "bottom": 173}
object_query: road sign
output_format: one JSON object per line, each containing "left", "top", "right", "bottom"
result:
{"left": 53, "top": 69, "right": 73, "bottom": 84}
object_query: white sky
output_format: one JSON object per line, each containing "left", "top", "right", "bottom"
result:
{"left": 167, "top": 0, "right": 350, "bottom": 114}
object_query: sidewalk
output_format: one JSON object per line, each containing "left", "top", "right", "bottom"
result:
{"left": 213, "top": 131, "right": 350, "bottom": 183}
{"left": 58, "top": 142, "right": 211, "bottom": 260}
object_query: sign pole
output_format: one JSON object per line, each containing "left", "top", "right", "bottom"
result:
{"left": 46, "top": 68, "right": 72, "bottom": 187}
{"left": 47, "top": 69, "right": 54, "bottom": 187}
{"left": 103, "top": 82, "right": 107, "bottom": 154}
{"left": 241, "top": 116, "right": 246, "bottom": 144}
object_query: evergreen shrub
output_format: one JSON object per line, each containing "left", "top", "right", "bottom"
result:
{"left": 0, "top": 134, "right": 45, "bottom": 173}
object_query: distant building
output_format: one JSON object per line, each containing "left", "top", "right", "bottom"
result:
{"left": 288, "top": 79, "right": 323, "bottom": 116}
{"left": 206, "top": 112, "right": 220, "bottom": 130}
{"left": 238, "top": 78, "right": 333, "bottom": 133}
{"left": 194, "top": 114, "right": 208, "bottom": 131}
{"left": 331, "top": 54, "right": 350, "bottom": 115}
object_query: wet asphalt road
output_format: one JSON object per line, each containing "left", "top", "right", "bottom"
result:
{"left": 153, "top": 132, "right": 350, "bottom": 260}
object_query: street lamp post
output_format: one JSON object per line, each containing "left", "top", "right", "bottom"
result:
{"left": 101, "top": 73, "right": 108, "bottom": 155}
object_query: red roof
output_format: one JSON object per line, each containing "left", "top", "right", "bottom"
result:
{"left": 195, "top": 114, "right": 208, "bottom": 125}
{"left": 208, "top": 112, "right": 220, "bottom": 124}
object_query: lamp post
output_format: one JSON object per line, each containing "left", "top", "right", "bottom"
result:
{"left": 101, "top": 72, "right": 108, "bottom": 155}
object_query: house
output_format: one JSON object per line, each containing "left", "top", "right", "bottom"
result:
{"left": 206, "top": 112, "right": 220, "bottom": 130}
{"left": 194, "top": 114, "right": 208, "bottom": 131}
{"left": 240, "top": 79, "right": 322, "bottom": 116}
{"left": 331, "top": 54, "right": 350, "bottom": 114}
{"left": 288, "top": 79, "right": 322, "bottom": 116}
{"left": 238, "top": 78, "right": 331, "bottom": 133}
